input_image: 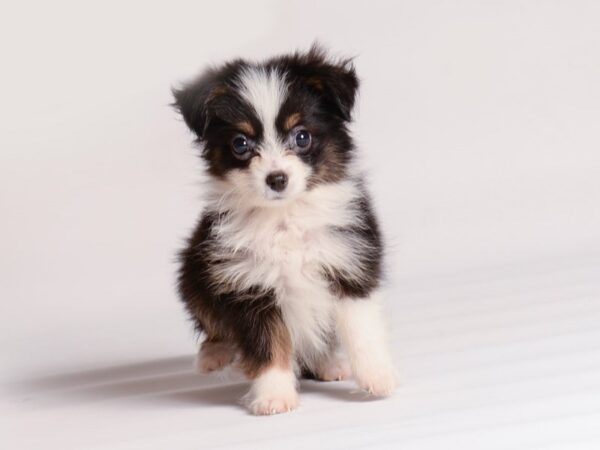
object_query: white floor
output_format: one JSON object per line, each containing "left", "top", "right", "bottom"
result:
{"left": 3, "top": 252, "right": 600, "bottom": 450}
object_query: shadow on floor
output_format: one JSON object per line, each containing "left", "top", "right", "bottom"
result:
{"left": 12, "top": 355, "right": 247, "bottom": 408}
{"left": 12, "top": 355, "right": 375, "bottom": 409}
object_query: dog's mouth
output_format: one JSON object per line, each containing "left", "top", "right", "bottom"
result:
{"left": 262, "top": 187, "right": 300, "bottom": 204}
{"left": 264, "top": 192, "right": 288, "bottom": 202}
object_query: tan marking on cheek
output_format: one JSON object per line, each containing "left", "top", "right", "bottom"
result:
{"left": 237, "top": 121, "right": 255, "bottom": 136}
{"left": 307, "top": 143, "right": 346, "bottom": 188}
{"left": 284, "top": 113, "right": 301, "bottom": 131}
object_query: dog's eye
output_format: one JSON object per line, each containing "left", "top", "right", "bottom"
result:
{"left": 231, "top": 135, "right": 251, "bottom": 157}
{"left": 294, "top": 129, "right": 311, "bottom": 150}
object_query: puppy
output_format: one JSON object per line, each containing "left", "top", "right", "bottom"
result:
{"left": 173, "top": 45, "right": 396, "bottom": 415}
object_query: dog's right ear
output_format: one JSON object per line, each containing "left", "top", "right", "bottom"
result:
{"left": 172, "top": 68, "right": 225, "bottom": 140}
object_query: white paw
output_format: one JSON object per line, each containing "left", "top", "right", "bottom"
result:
{"left": 196, "top": 341, "right": 236, "bottom": 373}
{"left": 355, "top": 367, "right": 397, "bottom": 397}
{"left": 245, "top": 367, "right": 298, "bottom": 415}
{"left": 248, "top": 391, "right": 299, "bottom": 415}
{"left": 315, "top": 356, "right": 352, "bottom": 381}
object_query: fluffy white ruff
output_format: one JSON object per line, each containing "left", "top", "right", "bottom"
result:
{"left": 205, "top": 179, "right": 370, "bottom": 365}
{"left": 244, "top": 366, "right": 299, "bottom": 415}
{"left": 336, "top": 291, "right": 397, "bottom": 396}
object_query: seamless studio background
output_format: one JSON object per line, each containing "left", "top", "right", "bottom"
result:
{"left": 2, "top": 1, "right": 600, "bottom": 449}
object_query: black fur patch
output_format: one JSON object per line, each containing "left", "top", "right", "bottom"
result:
{"left": 323, "top": 191, "right": 383, "bottom": 298}
{"left": 178, "top": 213, "right": 290, "bottom": 374}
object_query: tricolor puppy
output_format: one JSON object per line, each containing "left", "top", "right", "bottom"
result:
{"left": 173, "top": 46, "right": 396, "bottom": 415}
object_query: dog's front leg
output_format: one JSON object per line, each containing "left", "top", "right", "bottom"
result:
{"left": 335, "top": 291, "right": 397, "bottom": 396}
{"left": 238, "top": 302, "right": 297, "bottom": 415}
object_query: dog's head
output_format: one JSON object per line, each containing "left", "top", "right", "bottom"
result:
{"left": 173, "top": 45, "right": 358, "bottom": 206}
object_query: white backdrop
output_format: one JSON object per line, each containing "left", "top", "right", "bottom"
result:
{"left": 2, "top": 1, "right": 600, "bottom": 449}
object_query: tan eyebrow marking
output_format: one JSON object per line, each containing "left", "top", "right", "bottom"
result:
{"left": 237, "top": 121, "right": 255, "bottom": 136}
{"left": 284, "top": 113, "right": 301, "bottom": 131}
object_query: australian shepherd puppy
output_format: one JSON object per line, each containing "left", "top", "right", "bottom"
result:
{"left": 173, "top": 45, "right": 396, "bottom": 415}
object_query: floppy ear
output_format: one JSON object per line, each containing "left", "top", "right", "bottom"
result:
{"left": 172, "top": 68, "right": 226, "bottom": 139}
{"left": 293, "top": 45, "right": 359, "bottom": 122}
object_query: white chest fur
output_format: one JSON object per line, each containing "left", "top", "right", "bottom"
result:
{"left": 208, "top": 180, "right": 364, "bottom": 360}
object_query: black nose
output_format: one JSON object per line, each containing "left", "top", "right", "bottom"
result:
{"left": 265, "top": 171, "right": 288, "bottom": 192}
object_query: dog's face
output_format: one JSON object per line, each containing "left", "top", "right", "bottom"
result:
{"left": 173, "top": 46, "right": 359, "bottom": 206}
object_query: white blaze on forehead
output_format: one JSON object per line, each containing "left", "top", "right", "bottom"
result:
{"left": 236, "top": 67, "right": 287, "bottom": 152}
{"left": 231, "top": 67, "right": 308, "bottom": 202}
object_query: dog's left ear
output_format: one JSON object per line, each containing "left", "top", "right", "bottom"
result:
{"left": 291, "top": 45, "right": 359, "bottom": 122}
